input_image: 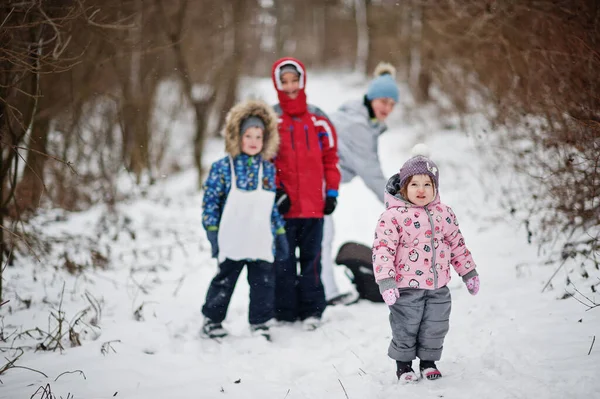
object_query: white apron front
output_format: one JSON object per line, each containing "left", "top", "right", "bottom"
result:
{"left": 218, "top": 157, "right": 275, "bottom": 263}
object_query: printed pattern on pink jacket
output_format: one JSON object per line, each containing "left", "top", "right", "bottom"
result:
{"left": 372, "top": 191, "right": 477, "bottom": 290}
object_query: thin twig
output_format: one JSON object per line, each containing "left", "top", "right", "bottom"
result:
{"left": 76, "top": 0, "right": 136, "bottom": 30}
{"left": 332, "top": 364, "right": 341, "bottom": 375}
{"left": 0, "top": 348, "right": 24, "bottom": 375}
{"left": 350, "top": 350, "right": 363, "bottom": 363}
{"left": 541, "top": 257, "right": 568, "bottom": 293}
{"left": 7, "top": 365, "right": 48, "bottom": 378}
{"left": 0, "top": 7, "right": 15, "bottom": 29}
{"left": 172, "top": 275, "right": 185, "bottom": 297}
{"left": 571, "top": 285, "right": 598, "bottom": 307}
{"left": 54, "top": 369, "right": 86, "bottom": 382}
{"left": 338, "top": 379, "right": 349, "bottom": 399}
{"left": 8, "top": 144, "right": 77, "bottom": 174}
{"left": 29, "top": 383, "right": 52, "bottom": 399}
{"left": 0, "top": 225, "right": 40, "bottom": 263}
{"left": 36, "top": 3, "right": 67, "bottom": 59}
{"left": 588, "top": 336, "right": 595, "bottom": 355}
{"left": 565, "top": 291, "right": 590, "bottom": 308}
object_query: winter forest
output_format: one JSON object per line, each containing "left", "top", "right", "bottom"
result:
{"left": 1, "top": 1, "right": 599, "bottom": 398}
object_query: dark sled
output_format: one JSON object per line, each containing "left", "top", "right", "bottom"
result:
{"left": 335, "top": 241, "right": 384, "bottom": 303}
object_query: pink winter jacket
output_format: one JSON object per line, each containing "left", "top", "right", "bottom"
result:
{"left": 372, "top": 189, "right": 478, "bottom": 292}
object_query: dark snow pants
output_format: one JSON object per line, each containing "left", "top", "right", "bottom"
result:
{"left": 388, "top": 286, "right": 452, "bottom": 362}
{"left": 202, "top": 259, "right": 275, "bottom": 325}
{"left": 274, "top": 218, "right": 326, "bottom": 321}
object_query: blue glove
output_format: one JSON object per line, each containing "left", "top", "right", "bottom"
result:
{"left": 206, "top": 230, "right": 219, "bottom": 258}
{"left": 275, "top": 233, "right": 289, "bottom": 262}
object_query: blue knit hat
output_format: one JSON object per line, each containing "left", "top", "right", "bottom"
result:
{"left": 366, "top": 62, "right": 399, "bottom": 102}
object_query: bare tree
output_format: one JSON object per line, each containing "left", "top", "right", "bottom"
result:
{"left": 214, "top": 0, "right": 256, "bottom": 134}
{"left": 153, "top": 0, "right": 220, "bottom": 186}
{"left": 417, "top": 0, "right": 600, "bottom": 288}
{"left": 354, "top": 0, "right": 369, "bottom": 75}
{"left": 0, "top": 0, "right": 104, "bottom": 300}
{"left": 415, "top": 2, "right": 432, "bottom": 103}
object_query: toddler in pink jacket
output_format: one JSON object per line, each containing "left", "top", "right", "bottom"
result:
{"left": 372, "top": 144, "right": 480, "bottom": 383}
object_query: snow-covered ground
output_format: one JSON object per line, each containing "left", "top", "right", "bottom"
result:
{"left": 1, "top": 74, "right": 598, "bottom": 399}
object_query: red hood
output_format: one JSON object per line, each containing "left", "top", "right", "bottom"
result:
{"left": 271, "top": 57, "right": 308, "bottom": 116}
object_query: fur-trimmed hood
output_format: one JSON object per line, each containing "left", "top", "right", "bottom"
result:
{"left": 223, "top": 99, "right": 280, "bottom": 160}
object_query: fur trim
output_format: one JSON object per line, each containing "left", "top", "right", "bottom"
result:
{"left": 373, "top": 62, "right": 396, "bottom": 78}
{"left": 223, "top": 99, "right": 280, "bottom": 160}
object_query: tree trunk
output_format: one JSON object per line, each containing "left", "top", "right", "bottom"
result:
{"left": 365, "top": 0, "right": 375, "bottom": 74}
{"left": 0, "top": 15, "right": 43, "bottom": 299}
{"left": 274, "top": 0, "right": 287, "bottom": 58}
{"left": 0, "top": 100, "right": 4, "bottom": 304}
{"left": 123, "top": 0, "right": 152, "bottom": 183}
{"left": 416, "top": 4, "right": 432, "bottom": 103}
{"left": 193, "top": 98, "right": 215, "bottom": 187}
{"left": 318, "top": 2, "right": 329, "bottom": 64}
{"left": 354, "top": 0, "right": 369, "bottom": 76}
{"left": 216, "top": 0, "right": 246, "bottom": 134}
{"left": 403, "top": 0, "right": 414, "bottom": 83}
{"left": 14, "top": 116, "right": 50, "bottom": 213}
{"left": 153, "top": 0, "right": 217, "bottom": 187}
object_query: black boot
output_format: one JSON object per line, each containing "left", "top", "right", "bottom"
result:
{"left": 396, "top": 361, "right": 418, "bottom": 383}
{"left": 202, "top": 318, "right": 228, "bottom": 338}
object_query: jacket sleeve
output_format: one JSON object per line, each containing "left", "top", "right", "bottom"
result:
{"left": 265, "top": 161, "right": 286, "bottom": 233}
{"left": 444, "top": 206, "right": 478, "bottom": 279}
{"left": 372, "top": 210, "right": 401, "bottom": 291}
{"left": 202, "top": 162, "right": 227, "bottom": 231}
{"left": 313, "top": 112, "right": 341, "bottom": 195}
{"left": 333, "top": 110, "right": 386, "bottom": 202}
{"left": 354, "top": 131, "right": 387, "bottom": 203}
{"left": 271, "top": 204, "right": 285, "bottom": 234}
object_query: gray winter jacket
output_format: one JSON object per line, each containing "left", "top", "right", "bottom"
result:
{"left": 329, "top": 99, "right": 388, "bottom": 203}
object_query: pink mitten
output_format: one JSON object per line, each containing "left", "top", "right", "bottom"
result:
{"left": 382, "top": 288, "right": 400, "bottom": 305}
{"left": 466, "top": 276, "right": 480, "bottom": 295}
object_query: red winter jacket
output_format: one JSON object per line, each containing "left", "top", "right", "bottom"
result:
{"left": 271, "top": 57, "right": 341, "bottom": 219}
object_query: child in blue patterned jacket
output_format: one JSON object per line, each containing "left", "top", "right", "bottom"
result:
{"left": 200, "top": 99, "right": 288, "bottom": 339}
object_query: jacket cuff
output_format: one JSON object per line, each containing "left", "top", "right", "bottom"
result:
{"left": 377, "top": 278, "right": 397, "bottom": 294}
{"left": 326, "top": 189, "right": 338, "bottom": 198}
{"left": 206, "top": 226, "right": 218, "bottom": 231}
{"left": 461, "top": 269, "right": 479, "bottom": 282}
{"left": 275, "top": 227, "right": 286, "bottom": 235}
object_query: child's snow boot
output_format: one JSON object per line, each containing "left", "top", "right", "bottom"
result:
{"left": 419, "top": 360, "right": 442, "bottom": 380}
{"left": 302, "top": 316, "right": 322, "bottom": 331}
{"left": 202, "top": 318, "right": 228, "bottom": 339}
{"left": 396, "top": 361, "right": 418, "bottom": 383}
{"left": 250, "top": 323, "right": 271, "bottom": 341}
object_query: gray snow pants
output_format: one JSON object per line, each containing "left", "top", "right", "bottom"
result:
{"left": 387, "top": 286, "right": 451, "bottom": 362}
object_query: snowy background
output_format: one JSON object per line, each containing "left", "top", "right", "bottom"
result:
{"left": 1, "top": 74, "right": 598, "bottom": 399}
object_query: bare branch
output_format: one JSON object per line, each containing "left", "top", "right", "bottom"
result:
{"left": 77, "top": 0, "right": 136, "bottom": 30}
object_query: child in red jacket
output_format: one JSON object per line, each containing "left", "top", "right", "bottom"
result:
{"left": 271, "top": 57, "right": 341, "bottom": 329}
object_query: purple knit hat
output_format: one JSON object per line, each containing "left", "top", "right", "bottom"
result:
{"left": 398, "top": 144, "right": 439, "bottom": 189}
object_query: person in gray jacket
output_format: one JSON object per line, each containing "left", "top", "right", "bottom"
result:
{"left": 322, "top": 62, "right": 400, "bottom": 305}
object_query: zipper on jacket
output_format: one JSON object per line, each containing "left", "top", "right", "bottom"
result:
{"left": 289, "top": 125, "right": 295, "bottom": 150}
{"left": 425, "top": 206, "right": 438, "bottom": 289}
{"left": 304, "top": 125, "right": 310, "bottom": 150}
